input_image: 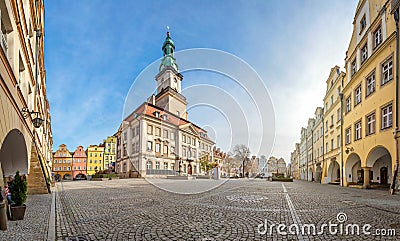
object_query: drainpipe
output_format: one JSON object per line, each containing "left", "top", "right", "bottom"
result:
{"left": 306, "top": 132, "right": 308, "bottom": 181}
{"left": 391, "top": 8, "right": 399, "bottom": 195}
{"left": 340, "top": 91, "right": 344, "bottom": 187}
{"left": 311, "top": 129, "right": 314, "bottom": 181}
{"left": 322, "top": 111, "right": 324, "bottom": 183}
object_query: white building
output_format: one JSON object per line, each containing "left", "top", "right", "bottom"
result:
{"left": 115, "top": 32, "right": 215, "bottom": 178}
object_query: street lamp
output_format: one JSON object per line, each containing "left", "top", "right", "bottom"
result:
{"left": 21, "top": 107, "right": 44, "bottom": 128}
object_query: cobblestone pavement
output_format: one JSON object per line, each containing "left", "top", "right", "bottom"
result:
{"left": 0, "top": 192, "right": 52, "bottom": 241}
{"left": 53, "top": 179, "right": 400, "bottom": 241}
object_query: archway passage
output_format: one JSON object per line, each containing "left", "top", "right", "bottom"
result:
{"left": 315, "top": 165, "right": 322, "bottom": 183}
{"left": 366, "top": 146, "right": 392, "bottom": 186}
{"left": 345, "top": 153, "right": 362, "bottom": 185}
{"left": 0, "top": 129, "right": 28, "bottom": 177}
{"left": 327, "top": 159, "right": 340, "bottom": 184}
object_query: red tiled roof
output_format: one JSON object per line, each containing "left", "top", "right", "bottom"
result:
{"left": 125, "top": 102, "right": 214, "bottom": 143}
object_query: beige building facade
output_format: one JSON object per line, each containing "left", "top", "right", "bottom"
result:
{"left": 0, "top": 0, "right": 52, "bottom": 194}
{"left": 321, "top": 66, "right": 345, "bottom": 184}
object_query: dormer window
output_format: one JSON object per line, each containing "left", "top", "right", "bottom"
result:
{"left": 162, "top": 114, "right": 167, "bottom": 120}
{"left": 153, "top": 111, "right": 160, "bottom": 118}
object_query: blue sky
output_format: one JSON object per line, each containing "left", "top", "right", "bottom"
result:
{"left": 45, "top": 0, "right": 358, "bottom": 162}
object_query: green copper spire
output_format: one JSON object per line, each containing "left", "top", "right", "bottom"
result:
{"left": 159, "top": 31, "right": 178, "bottom": 72}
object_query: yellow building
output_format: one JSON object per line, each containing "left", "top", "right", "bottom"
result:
{"left": 104, "top": 136, "right": 116, "bottom": 171}
{"left": 321, "top": 66, "right": 345, "bottom": 184}
{"left": 87, "top": 145, "right": 105, "bottom": 175}
{"left": 342, "top": 0, "right": 397, "bottom": 188}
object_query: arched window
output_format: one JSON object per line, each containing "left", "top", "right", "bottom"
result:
{"left": 156, "top": 162, "right": 160, "bottom": 170}
{"left": 146, "top": 161, "right": 152, "bottom": 170}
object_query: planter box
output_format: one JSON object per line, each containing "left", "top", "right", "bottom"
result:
{"left": 11, "top": 205, "right": 26, "bottom": 220}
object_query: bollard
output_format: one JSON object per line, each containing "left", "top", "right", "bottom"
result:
{"left": 0, "top": 201, "right": 7, "bottom": 231}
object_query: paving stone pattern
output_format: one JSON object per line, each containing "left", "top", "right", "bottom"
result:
{"left": 53, "top": 179, "right": 400, "bottom": 241}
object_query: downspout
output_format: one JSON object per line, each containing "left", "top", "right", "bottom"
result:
{"left": 340, "top": 91, "right": 344, "bottom": 187}
{"left": 391, "top": 8, "right": 399, "bottom": 195}
{"left": 322, "top": 112, "right": 324, "bottom": 183}
{"left": 306, "top": 132, "right": 308, "bottom": 181}
{"left": 311, "top": 129, "right": 314, "bottom": 181}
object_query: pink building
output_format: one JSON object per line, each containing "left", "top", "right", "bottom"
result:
{"left": 72, "top": 146, "right": 87, "bottom": 179}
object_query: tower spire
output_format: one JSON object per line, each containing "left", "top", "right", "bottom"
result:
{"left": 159, "top": 30, "right": 178, "bottom": 72}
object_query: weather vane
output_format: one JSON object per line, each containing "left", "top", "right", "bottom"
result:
{"left": 166, "top": 26, "right": 170, "bottom": 31}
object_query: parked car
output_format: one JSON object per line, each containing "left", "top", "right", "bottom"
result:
{"left": 73, "top": 174, "right": 87, "bottom": 181}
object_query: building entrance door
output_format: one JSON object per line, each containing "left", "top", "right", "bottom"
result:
{"left": 380, "top": 167, "right": 388, "bottom": 184}
{"left": 187, "top": 164, "right": 192, "bottom": 175}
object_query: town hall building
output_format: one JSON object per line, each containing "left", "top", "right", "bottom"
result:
{"left": 115, "top": 31, "right": 215, "bottom": 178}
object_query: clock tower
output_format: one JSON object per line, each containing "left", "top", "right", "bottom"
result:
{"left": 154, "top": 31, "right": 188, "bottom": 120}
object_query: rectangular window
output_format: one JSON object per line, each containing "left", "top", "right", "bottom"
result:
{"left": 163, "top": 145, "right": 168, "bottom": 155}
{"left": 360, "top": 15, "right": 366, "bottom": 32}
{"left": 366, "top": 112, "right": 376, "bottom": 135}
{"left": 155, "top": 127, "right": 161, "bottom": 136}
{"left": 346, "top": 96, "right": 351, "bottom": 113}
{"left": 345, "top": 127, "right": 351, "bottom": 144}
{"left": 187, "top": 136, "right": 191, "bottom": 144}
{"left": 337, "top": 108, "right": 341, "bottom": 121}
{"left": 374, "top": 27, "right": 382, "bottom": 49}
{"left": 330, "top": 95, "right": 333, "bottom": 105}
{"left": 325, "top": 121, "right": 328, "bottom": 132}
{"left": 330, "top": 115, "right": 334, "bottom": 126}
{"left": 147, "top": 125, "right": 153, "bottom": 135}
{"left": 381, "top": 104, "right": 393, "bottom": 129}
{"left": 171, "top": 132, "right": 175, "bottom": 140}
{"left": 354, "top": 85, "right": 361, "bottom": 106}
{"left": 163, "top": 129, "right": 168, "bottom": 138}
{"left": 326, "top": 143, "right": 329, "bottom": 153}
{"left": 355, "top": 121, "right": 362, "bottom": 141}
{"left": 147, "top": 141, "right": 153, "bottom": 151}
{"left": 361, "top": 44, "right": 368, "bottom": 63}
{"left": 164, "top": 162, "right": 168, "bottom": 170}
{"left": 381, "top": 58, "right": 393, "bottom": 85}
{"left": 366, "top": 72, "right": 376, "bottom": 96}
{"left": 155, "top": 143, "right": 161, "bottom": 153}
{"left": 331, "top": 139, "right": 334, "bottom": 150}
{"left": 182, "top": 135, "right": 186, "bottom": 142}
{"left": 351, "top": 59, "right": 357, "bottom": 76}
{"left": 337, "top": 135, "right": 341, "bottom": 148}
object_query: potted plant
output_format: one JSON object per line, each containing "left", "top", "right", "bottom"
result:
{"left": 10, "top": 171, "right": 27, "bottom": 220}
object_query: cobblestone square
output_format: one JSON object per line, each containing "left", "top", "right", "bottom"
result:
{"left": 51, "top": 179, "right": 400, "bottom": 240}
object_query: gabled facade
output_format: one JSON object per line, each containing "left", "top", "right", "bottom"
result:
{"left": 53, "top": 144, "right": 73, "bottom": 180}
{"left": 321, "top": 66, "right": 345, "bottom": 184}
{"left": 87, "top": 145, "right": 104, "bottom": 175}
{"left": 103, "top": 136, "right": 116, "bottom": 171}
{"left": 312, "top": 107, "right": 324, "bottom": 182}
{"left": 72, "top": 146, "right": 87, "bottom": 178}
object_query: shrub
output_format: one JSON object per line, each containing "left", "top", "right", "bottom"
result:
{"left": 272, "top": 177, "right": 293, "bottom": 182}
{"left": 11, "top": 171, "right": 28, "bottom": 206}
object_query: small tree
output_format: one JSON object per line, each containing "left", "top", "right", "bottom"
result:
{"left": 233, "top": 144, "right": 251, "bottom": 178}
{"left": 11, "top": 171, "right": 27, "bottom": 206}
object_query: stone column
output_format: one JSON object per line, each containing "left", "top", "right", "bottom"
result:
{"left": 363, "top": 167, "right": 370, "bottom": 189}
